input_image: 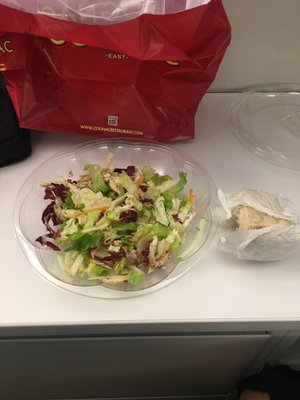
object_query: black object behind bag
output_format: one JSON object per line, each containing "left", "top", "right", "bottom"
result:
{"left": 0, "top": 73, "right": 31, "bottom": 167}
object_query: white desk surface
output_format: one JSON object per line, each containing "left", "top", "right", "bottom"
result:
{"left": 1, "top": 94, "right": 300, "bottom": 328}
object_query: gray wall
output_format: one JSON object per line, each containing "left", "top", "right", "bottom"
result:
{"left": 210, "top": 0, "right": 300, "bottom": 92}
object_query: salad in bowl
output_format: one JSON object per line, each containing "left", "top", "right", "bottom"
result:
{"left": 15, "top": 140, "right": 214, "bottom": 297}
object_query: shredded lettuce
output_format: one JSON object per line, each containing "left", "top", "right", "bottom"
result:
{"left": 142, "top": 166, "right": 155, "bottom": 182}
{"left": 83, "top": 210, "right": 101, "bottom": 229}
{"left": 115, "top": 222, "right": 138, "bottom": 233}
{"left": 57, "top": 250, "right": 85, "bottom": 277}
{"left": 87, "top": 262, "right": 111, "bottom": 277}
{"left": 63, "top": 192, "right": 75, "bottom": 209}
{"left": 84, "top": 164, "right": 109, "bottom": 194}
{"left": 115, "top": 258, "right": 126, "bottom": 273}
{"left": 166, "top": 229, "right": 182, "bottom": 250}
{"left": 71, "top": 187, "right": 109, "bottom": 209}
{"left": 119, "top": 171, "right": 138, "bottom": 195}
{"left": 125, "top": 193, "right": 143, "bottom": 211}
{"left": 60, "top": 218, "right": 78, "bottom": 239}
{"left": 163, "top": 172, "right": 187, "bottom": 209}
{"left": 128, "top": 266, "right": 145, "bottom": 285}
{"left": 67, "top": 231, "right": 104, "bottom": 252}
{"left": 154, "top": 196, "right": 169, "bottom": 226}
{"left": 151, "top": 173, "right": 172, "bottom": 186}
{"left": 134, "top": 222, "right": 170, "bottom": 252}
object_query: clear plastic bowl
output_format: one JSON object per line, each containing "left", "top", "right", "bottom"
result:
{"left": 230, "top": 83, "right": 300, "bottom": 171}
{"left": 14, "top": 140, "right": 215, "bottom": 298}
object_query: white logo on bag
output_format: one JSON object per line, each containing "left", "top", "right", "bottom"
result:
{"left": 108, "top": 115, "right": 118, "bottom": 126}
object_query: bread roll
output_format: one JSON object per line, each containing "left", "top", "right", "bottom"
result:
{"left": 232, "top": 204, "right": 292, "bottom": 230}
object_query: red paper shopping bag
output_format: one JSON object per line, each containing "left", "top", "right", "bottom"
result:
{"left": 0, "top": 0, "right": 231, "bottom": 141}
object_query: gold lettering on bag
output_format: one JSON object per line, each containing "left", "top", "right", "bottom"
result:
{"left": 106, "top": 52, "right": 128, "bottom": 60}
{"left": 73, "top": 42, "right": 87, "bottom": 47}
{"left": 0, "top": 40, "right": 13, "bottom": 54}
{"left": 166, "top": 61, "right": 179, "bottom": 66}
{"left": 47, "top": 39, "right": 180, "bottom": 67}
{"left": 50, "top": 39, "right": 67, "bottom": 46}
{"left": 50, "top": 39, "right": 87, "bottom": 47}
{"left": 166, "top": 60, "right": 180, "bottom": 66}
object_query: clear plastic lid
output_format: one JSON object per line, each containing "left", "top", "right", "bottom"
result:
{"left": 230, "top": 83, "right": 300, "bottom": 171}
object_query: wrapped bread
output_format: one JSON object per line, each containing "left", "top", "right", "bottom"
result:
{"left": 215, "top": 189, "right": 300, "bottom": 261}
{"left": 232, "top": 204, "right": 292, "bottom": 230}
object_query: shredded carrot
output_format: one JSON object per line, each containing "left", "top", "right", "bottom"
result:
{"left": 189, "top": 188, "right": 196, "bottom": 204}
{"left": 74, "top": 211, "right": 85, "bottom": 218}
{"left": 74, "top": 204, "right": 109, "bottom": 217}
{"left": 83, "top": 205, "right": 109, "bottom": 212}
{"left": 135, "top": 174, "right": 144, "bottom": 188}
